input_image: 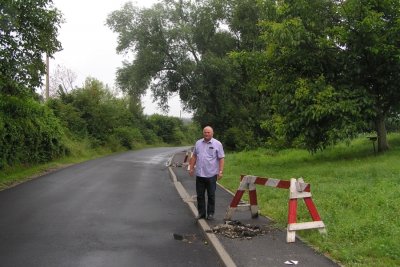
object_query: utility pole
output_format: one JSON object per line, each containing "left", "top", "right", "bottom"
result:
{"left": 45, "top": 54, "right": 49, "bottom": 99}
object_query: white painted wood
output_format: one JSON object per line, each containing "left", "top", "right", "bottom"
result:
{"left": 287, "top": 230, "right": 296, "bottom": 243}
{"left": 288, "top": 221, "right": 325, "bottom": 231}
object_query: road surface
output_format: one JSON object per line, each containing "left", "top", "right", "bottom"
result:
{"left": 0, "top": 147, "right": 222, "bottom": 267}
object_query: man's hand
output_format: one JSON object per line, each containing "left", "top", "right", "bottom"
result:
{"left": 189, "top": 168, "right": 195, "bottom": 177}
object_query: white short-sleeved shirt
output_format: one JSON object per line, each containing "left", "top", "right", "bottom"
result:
{"left": 194, "top": 138, "right": 225, "bottom": 178}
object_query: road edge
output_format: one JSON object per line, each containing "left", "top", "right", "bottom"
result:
{"left": 168, "top": 167, "right": 237, "bottom": 267}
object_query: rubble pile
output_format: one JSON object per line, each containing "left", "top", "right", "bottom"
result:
{"left": 208, "top": 220, "right": 276, "bottom": 240}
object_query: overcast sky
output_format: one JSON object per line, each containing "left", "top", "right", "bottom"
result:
{"left": 51, "top": 0, "right": 191, "bottom": 118}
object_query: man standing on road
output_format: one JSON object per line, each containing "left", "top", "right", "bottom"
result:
{"left": 189, "top": 126, "right": 225, "bottom": 220}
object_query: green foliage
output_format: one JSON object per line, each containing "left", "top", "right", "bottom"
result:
{"left": 146, "top": 114, "right": 191, "bottom": 145}
{"left": 226, "top": 0, "right": 265, "bottom": 50}
{"left": 111, "top": 127, "right": 145, "bottom": 149}
{"left": 0, "top": 0, "right": 62, "bottom": 96}
{"left": 106, "top": 0, "right": 400, "bottom": 153}
{"left": 0, "top": 95, "right": 66, "bottom": 169}
{"left": 183, "top": 120, "right": 201, "bottom": 144}
{"left": 328, "top": 0, "right": 400, "bottom": 152}
{"left": 261, "top": 76, "right": 369, "bottom": 151}
{"left": 47, "top": 78, "right": 145, "bottom": 146}
{"left": 230, "top": 0, "right": 400, "bottom": 152}
{"left": 0, "top": 1, "right": 67, "bottom": 170}
{"left": 0, "top": 136, "right": 121, "bottom": 190}
{"left": 46, "top": 77, "right": 196, "bottom": 154}
{"left": 223, "top": 126, "right": 257, "bottom": 151}
{"left": 107, "top": 0, "right": 269, "bottom": 150}
{"left": 46, "top": 98, "right": 88, "bottom": 138}
{"left": 220, "top": 133, "right": 400, "bottom": 266}
{"left": 140, "top": 128, "right": 162, "bottom": 144}
{"left": 386, "top": 114, "right": 400, "bottom": 132}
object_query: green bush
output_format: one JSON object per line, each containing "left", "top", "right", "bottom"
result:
{"left": 111, "top": 127, "right": 145, "bottom": 149}
{"left": 0, "top": 95, "right": 66, "bottom": 169}
{"left": 171, "top": 127, "right": 186, "bottom": 145}
{"left": 146, "top": 114, "right": 195, "bottom": 145}
{"left": 141, "top": 128, "right": 161, "bottom": 144}
{"left": 46, "top": 99, "right": 88, "bottom": 138}
{"left": 224, "top": 126, "right": 256, "bottom": 151}
{"left": 386, "top": 114, "right": 400, "bottom": 132}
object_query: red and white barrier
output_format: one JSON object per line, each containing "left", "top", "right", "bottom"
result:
{"left": 224, "top": 175, "right": 259, "bottom": 220}
{"left": 181, "top": 147, "right": 194, "bottom": 170}
{"left": 287, "top": 177, "right": 326, "bottom": 242}
{"left": 185, "top": 150, "right": 193, "bottom": 171}
{"left": 224, "top": 175, "right": 326, "bottom": 243}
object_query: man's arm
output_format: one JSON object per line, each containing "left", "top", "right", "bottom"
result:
{"left": 217, "top": 158, "right": 225, "bottom": 180}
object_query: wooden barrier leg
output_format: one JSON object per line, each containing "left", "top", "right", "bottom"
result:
{"left": 287, "top": 198, "right": 297, "bottom": 242}
{"left": 224, "top": 190, "right": 245, "bottom": 220}
{"left": 249, "top": 189, "right": 258, "bottom": 218}
{"left": 303, "top": 197, "right": 321, "bottom": 221}
{"left": 231, "top": 190, "right": 245, "bottom": 207}
{"left": 288, "top": 199, "right": 298, "bottom": 224}
{"left": 304, "top": 197, "right": 327, "bottom": 234}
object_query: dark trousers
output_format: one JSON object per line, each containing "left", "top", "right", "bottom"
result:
{"left": 196, "top": 175, "right": 217, "bottom": 216}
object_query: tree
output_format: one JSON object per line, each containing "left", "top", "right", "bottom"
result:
{"left": 107, "top": 1, "right": 223, "bottom": 108}
{"left": 107, "top": 0, "right": 272, "bottom": 148}
{"left": 250, "top": 0, "right": 368, "bottom": 152}
{"left": 0, "top": 0, "right": 62, "bottom": 96}
{"left": 146, "top": 114, "right": 190, "bottom": 144}
{"left": 47, "top": 77, "right": 147, "bottom": 146}
{"left": 49, "top": 64, "right": 77, "bottom": 98}
{"left": 335, "top": 0, "right": 400, "bottom": 151}
{"left": 108, "top": 0, "right": 400, "bottom": 152}
{"left": 108, "top": 1, "right": 217, "bottom": 124}
{"left": 236, "top": 0, "right": 400, "bottom": 152}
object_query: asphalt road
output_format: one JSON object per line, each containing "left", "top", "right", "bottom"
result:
{"left": 0, "top": 147, "right": 222, "bottom": 267}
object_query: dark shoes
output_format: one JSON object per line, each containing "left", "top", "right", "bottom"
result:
{"left": 196, "top": 214, "right": 206, "bottom": 220}
{"left": 196, "top": 214, "right": 215, "bottom": 220}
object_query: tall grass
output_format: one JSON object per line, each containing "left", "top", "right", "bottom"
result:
{"left": 220, "top": 133, "right": 400, "bottom": 267}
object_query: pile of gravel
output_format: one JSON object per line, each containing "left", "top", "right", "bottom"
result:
{"left": 208, "top": 220, "right": 277, "bottom": 240}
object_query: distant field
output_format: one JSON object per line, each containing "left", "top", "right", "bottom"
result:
{"left": 220, "top": 133, "right": 400, "bottom": 267}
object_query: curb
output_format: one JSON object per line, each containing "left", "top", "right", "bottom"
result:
{"left": 168, "top": 167, "right": 237, "bottom": 267}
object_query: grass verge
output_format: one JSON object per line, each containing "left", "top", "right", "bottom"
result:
{"left": 220, "top": 133, "right": 400, "bottom": 267}
{"left": 0, "top": 138, "right": 132, "bottom": 191}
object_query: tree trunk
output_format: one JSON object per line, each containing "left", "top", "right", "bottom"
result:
{"left": 375, "top": 113, "right": 389, "bottom": 152}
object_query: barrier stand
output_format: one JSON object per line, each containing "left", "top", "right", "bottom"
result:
{"left": 183, "top": 152, "right": 188, "bottom": 164}
{"left": 185, "top": 150, "right": 194, "bottom": 171}
{"left": 224, "top": 175, "right": 259, "bottom": 220}
{"left": 181, "top": 148, "right": 194, "bottom": 170}
{"left": 287, "top": 177, "right": 326, "bottom": 242}
{"left": 182, "top": 151, "right": 189, "bottom": 168}
{"left": 224, "top": 175, "right": 326, "bottom": 243}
